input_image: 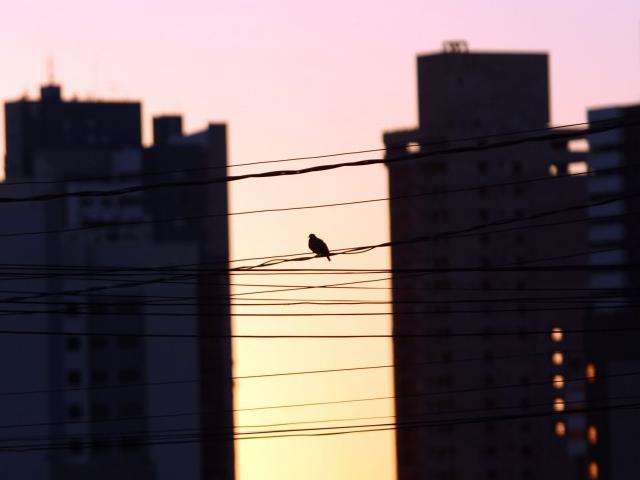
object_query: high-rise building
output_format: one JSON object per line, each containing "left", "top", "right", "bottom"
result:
{"left": 384, "top": 44, "right": 591, "bottom": 480}
{"left": 1, "top": 84, "right": 234, "bottom": 480}
{"left": 583, "top": 104, "right": 640, "bottom": 479}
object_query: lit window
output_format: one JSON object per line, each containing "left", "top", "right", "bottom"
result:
{"left": 553, "top": 398, "right": 565, "bottom": 412}
{"left": 588, "top": 461, "right": 599, "bottom": 479}
{"left": 555, "top": 421, "right": 566, "bottom": 437}
{"left": 551, "top": 327, "right": 563, "bottom": 342}
{"left": 568, "top": 161, "right": 589, "bottom": 174}
{"left": 568, "top": 139, "right": 589, "bottom": 153}
{"left": 552, "top": 375, "right": 565, "bottom": 389}
{"left": 549, "top": 164, "right": 559, "bottom": 176}
{"left": 586, "top": 363, "right": 596, "bottom": 383}
{"left": 552, "top": 351, "right": 564, "bottom": 365}
{"left": 587, "top": 425, "right": 598, "bottom": 445}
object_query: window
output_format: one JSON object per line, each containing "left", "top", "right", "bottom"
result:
{"left": 555, "top": 421, "right": 566, "bottom": 437}
{"left": 434, "top": 257, "right": 450, "bottom": 268}
{"left": 68, "top": 404, "right": 83, "bottom": 419}
{"left": 119, "top": 369, "right": 140, "bottom": 384}
{"left": 116, "top": 302, "right": 142, "bottom": 315}
{"left": 588, "top": 461, "right": 599, "bottom": 480}
{"left": 550, "top": 327, "right": 563, "bottom": 342}
{"left": 65, "top": 303, "right": 79, "bottom": 315}
{"left": 120, "top": 435, "right": 143, "bottom": 452}
{"left": 66, "top": 337, "right": 81, "bottom": 351}
{"left": 117, "top": 335, "right": 140, "bottom": 349}
{"left": 68, "top": 439, "right": 83, "bottom": 454}
{"left": 67, "top": 370, "right": 82, "bottom": 386}
{"left": 552, "top": 351, "right": 564, "bottom": 366}
{"left": 91, "top": 439, "right": 112, "bottom": 453}
{"left": 91, "top": 370, "right": 108, "bottom": 384}
{"left": 568, "top": 161, "right": 588, "bottom": 174}
{"left": 587, "top": 425, "right": 598, "bottom": 445}
{"left": 518, "top": 327, "right": 528, "bottom": 341}
{"left": 119, "top": 402, "right": 144, "bottom": 417}
{"left": 553, "top": 398, "right": 565, "bottom": 412}
{"left": 88, "top": 303, "right": 107, "bottom": 315}
{"left": 586, "top": 363, "right": 596, "bottom": 383}
{"left": 91, "top": 403, "right": 110, "bottom": 420}
{"left": 552, "top": 374, "right": 565, "bottom": 389}
{"left": 90, "top": 336, "right": 107, "bottom": 349}
{"left": 484, "top": 397, "right": 497, "bottom": 409}
{"left": 513, "top": 161, "right": 523, "bottom": 174}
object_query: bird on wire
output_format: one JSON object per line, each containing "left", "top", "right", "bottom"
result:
{"left": 308, "top": 233, "right": 331, "bottom": 261}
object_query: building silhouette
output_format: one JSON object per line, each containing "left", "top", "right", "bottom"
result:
{"left": 384, "top": 44, "right": 592, "bottom": 479}
{"left": 582, "top": 103, "right": 640, "bottom": 479}
{"left": 1, "top": 84, "right": 233, "bottom": 479}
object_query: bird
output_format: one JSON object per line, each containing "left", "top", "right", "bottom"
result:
{"left": 308, "top": 234, "right": 331, "bottom": 261}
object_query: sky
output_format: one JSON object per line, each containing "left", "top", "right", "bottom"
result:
{"left": 1, "top": 0, "right": 640, "bottom": 478}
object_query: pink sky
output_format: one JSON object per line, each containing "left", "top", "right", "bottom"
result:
{"left": 1, "top": 1, "right": 639, "bottom": 478}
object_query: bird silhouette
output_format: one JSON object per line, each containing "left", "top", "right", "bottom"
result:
{"left": 308, "top": 234, "right": 331, "bottom": 261}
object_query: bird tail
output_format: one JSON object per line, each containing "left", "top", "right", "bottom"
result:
{"left": 327, "top": 255, "right": 331, "bottom": 262}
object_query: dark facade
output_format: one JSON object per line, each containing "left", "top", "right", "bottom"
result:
{"left": 584, "top": 104, "right": 640, "bottom": 480}
{"left": 4, "top": 84, "right": 140, "bottom": 180}
{"left": 2, "top": 84, "right": 234, "bottom": 480}
{"left": 384, "top": 47, "right": 591, "bottom": 480}
{"left": 143, "top": 119, "right": 235, "bottom": 480}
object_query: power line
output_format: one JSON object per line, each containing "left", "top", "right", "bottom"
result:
{"left": 0, "top": 325, "right": 636, "bottom": 340}
{"left": 2, "top": 401, "right": 639, "bottom": 451}
{"left": 234, "top": 194, "right": 637, "bottom": 270}
{"left": 0, "top": 392, "right": 633, "bottom": 446}
{"left": 0, "top": 349, "right": 583, "bottom": 398}
{"left": 0, "top": 368, "right": 629, "bottom": 431}
{"left": 0, "top": 189, "right": 633, "bottom": 274}
{"left": 0, "top": 291, "right": 633, "bottom": 309}
{"left": 0, "top": 117, "right": 612, "bottom": 188}
{"left": 0, "top": 117, "right": 634, "bottom": 205}
{"left": 0, "top": 160, "right": 634, "bottom": 239}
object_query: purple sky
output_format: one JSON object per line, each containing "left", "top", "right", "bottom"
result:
{"left": 2, "top": 1, "right": 639, "bottom": 478}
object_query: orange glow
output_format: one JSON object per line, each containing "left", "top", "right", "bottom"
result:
{"left": 551, "top": 327, "right": 563, "bottom": 342}
{"left": 588, "top": 426, "right": 598, "bottom": 445}
{"left": 588, "top": 461, "right": 599, "bottom": 479}
{"left": 555, "top": 421, "right": 566, "bottom": 437}
{"left": 552, "top": 351, "right": 564, "bottom": 365}
{"left": 553, "top": 398, "right": 565, "bottom": 412}
{"left": 586, "top": 363, "right": 596, "bottom": 383}
{"left": 552, "top": 374, "right": 565, "bottom": 389}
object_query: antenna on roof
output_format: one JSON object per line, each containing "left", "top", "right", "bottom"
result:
{"left": 46, "top": 56, "right": 56, "bottom": 85}
{"left": 443, "top": 40, "right": 469, "bottom": 54}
